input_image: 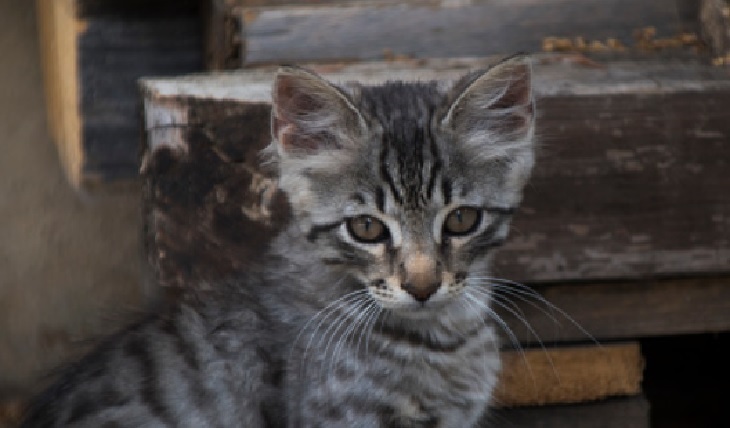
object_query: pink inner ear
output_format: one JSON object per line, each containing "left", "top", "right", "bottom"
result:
{"left": 489, "top": 65, "right": 531, "bottom": 111}
{"left": 273, "top": 74, "right": 329, "bottom": 152}
{"left": 276, "top": 122, "right": 320, "bottom": 151}
{"left": 274, "top": 75, "right": 326, "bottom": 118}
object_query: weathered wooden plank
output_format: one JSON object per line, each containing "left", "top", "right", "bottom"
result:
{"left": 494, "top": 343, "right": 644, "bottom": 407}
{"left": 141, "top": 58, "right": 730, "bottom": 289}
{"left": 701, "top": 0, "right": 730, "bottom": 64}
{"left": 35, "top": 0, "right": 204, "bottom": 189}
{"left": 501, "top": 92, "right": 730, "bottom": 282}
{"left": 221, "top": 0, "right": 704, "bottom": 66}
{"left": 492, "top": 395, "right": 650, "bottom": 428}
{"left": 499, "top": 276, "right": 730, "bottom": 344}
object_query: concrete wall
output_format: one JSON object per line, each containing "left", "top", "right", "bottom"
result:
{"left": 0, "top": 0, "right": 151, "bottom": 399}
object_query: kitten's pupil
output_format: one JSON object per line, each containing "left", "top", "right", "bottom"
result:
{"left": 347, "top": 216, "right": 389, "bottom": 243}
{"left": 444, "top": 207, "right": 481, "bottom": 236}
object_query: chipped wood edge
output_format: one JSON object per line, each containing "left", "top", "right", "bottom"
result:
{"left": 140, "top": 57, "right": 730, "bottom": 104}
{"left": 495, "top": 343, "right": 644, "bottom": 407}
{"left": 139, "top": 96, "right": 190, "bottom": 174}
{"left": 36, "top": 0, "right": 85, "bottom": 189}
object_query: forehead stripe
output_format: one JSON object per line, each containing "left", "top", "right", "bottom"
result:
{"left": 375, "top": 187, "right": 385, "bottom": 212}
{"left": 380, "top": 141, "right": 403, "bottom": 204}
{"left": 441, "top": 179, "right": 452, "bottom": 205}
{"left": 426, "top": 138, "right": 441, "bottom": 200}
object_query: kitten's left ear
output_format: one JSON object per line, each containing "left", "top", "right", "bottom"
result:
{"left": 441, "top": 56, "right": 535, "bottom": 156}
{"left": 271, "top": 66, "right": 367, "bottom": 157}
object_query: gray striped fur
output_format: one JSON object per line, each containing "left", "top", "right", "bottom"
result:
{"left": 21, "top": 56, "right": 535, "bottom": 428}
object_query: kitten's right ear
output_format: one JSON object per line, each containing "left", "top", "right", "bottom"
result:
{"left": 441, "top": 56, "right": 534, "bottom": 160}
{"left": 271, "top": 66, "right": 366, "bottom": 156}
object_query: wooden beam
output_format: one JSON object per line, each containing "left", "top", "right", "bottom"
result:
{"left": 209, "top": 0, "right": 706, "bottom": 66}
{"left": 495, "top": 343, "right": 644, "bottom": 407}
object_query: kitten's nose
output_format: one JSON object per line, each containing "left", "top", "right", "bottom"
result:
{"left": 400, "top": 253, "right": 441, "bottom": 302}
{"left": 401, "top": 282, "right": 440, "bottom": 302}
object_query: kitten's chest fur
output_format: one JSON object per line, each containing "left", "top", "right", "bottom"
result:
{"left": 268, "top": 269, "right": 501, "bottom": 427}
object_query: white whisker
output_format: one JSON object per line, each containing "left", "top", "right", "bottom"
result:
{"left": 488, "top": 293, "right": 559, "bottom": 383}
{"left": 296, "top": 289, "right": 368, "bottom": 372}
{"left": 468, "top": 275, "right": 599, "bottom": 346}
{"left": 329, "top": 299, "right": 376, "bottom": 375}
{"left": 463, "top": 290, "right": 536, "bottom": 387}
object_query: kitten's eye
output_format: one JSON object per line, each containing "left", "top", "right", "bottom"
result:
{"left": 443, "top": 207, "right": 481, "bottom": 236}
{"left": 346, "top": 216, "right": 389, "bottom": 243}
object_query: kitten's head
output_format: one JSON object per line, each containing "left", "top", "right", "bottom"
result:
{"left": 268, "top": 57, "right": 535, "bottom": 318}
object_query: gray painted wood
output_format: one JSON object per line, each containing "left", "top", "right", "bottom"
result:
{"left": 234, "top": 0, "right": 701, "bottom": 64}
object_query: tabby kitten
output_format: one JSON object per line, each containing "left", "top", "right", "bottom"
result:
{"left": 21, "top": 56, "right": 535, "bottom": 427}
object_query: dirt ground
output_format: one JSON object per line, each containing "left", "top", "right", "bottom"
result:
{"left": 0, "top": 0, "right": 152, "bottom": 402}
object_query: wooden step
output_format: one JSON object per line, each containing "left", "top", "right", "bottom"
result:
{"left": 38, "top": 1, "right": 730, "bottom": 189}
{"left": 208, "top": 0, "right": 709, "bottom": 67}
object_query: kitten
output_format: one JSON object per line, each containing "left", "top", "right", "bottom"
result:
{"left": 21, "top": 56, "right": 535, "bottom": 428}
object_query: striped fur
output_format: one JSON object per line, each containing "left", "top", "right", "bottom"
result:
{"left": 21, "top": 56, "right": 535, "bottom": 427}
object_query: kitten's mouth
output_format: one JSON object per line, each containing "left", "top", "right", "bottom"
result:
{"left": 387, "top": 301, "right": 454, "bottom": 321}
{"left": 375, "top": 292, "right": 458, "bottom": 318}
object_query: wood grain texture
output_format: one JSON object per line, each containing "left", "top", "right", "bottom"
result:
{"left": 500, "top": 276, "right": 730, "bottom": 344}
{"left": 499, "top": 91, "right": 730, "bottom": 282}
{"left": 494, "top": 343, "right": 644, "bottom": 407}
{"left": 226, "top": 0, "right": 703, "bottom": 65}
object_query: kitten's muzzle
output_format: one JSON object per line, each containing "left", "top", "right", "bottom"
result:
{"left": 401, "top": 281, "right": 441, "bottom": 302}
{"left": 400, "top": 255, "right": 442, "bottom": 302}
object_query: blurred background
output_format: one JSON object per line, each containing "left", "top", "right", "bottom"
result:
{"left": 1, "top": 1, "right": 730, "bottom": 427}
{"left": 0, "top": 0, "right": 149, "bottom": 405}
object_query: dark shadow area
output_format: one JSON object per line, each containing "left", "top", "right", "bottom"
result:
{"left": 643, "top": 332, "right": 730, "bottom": 428}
